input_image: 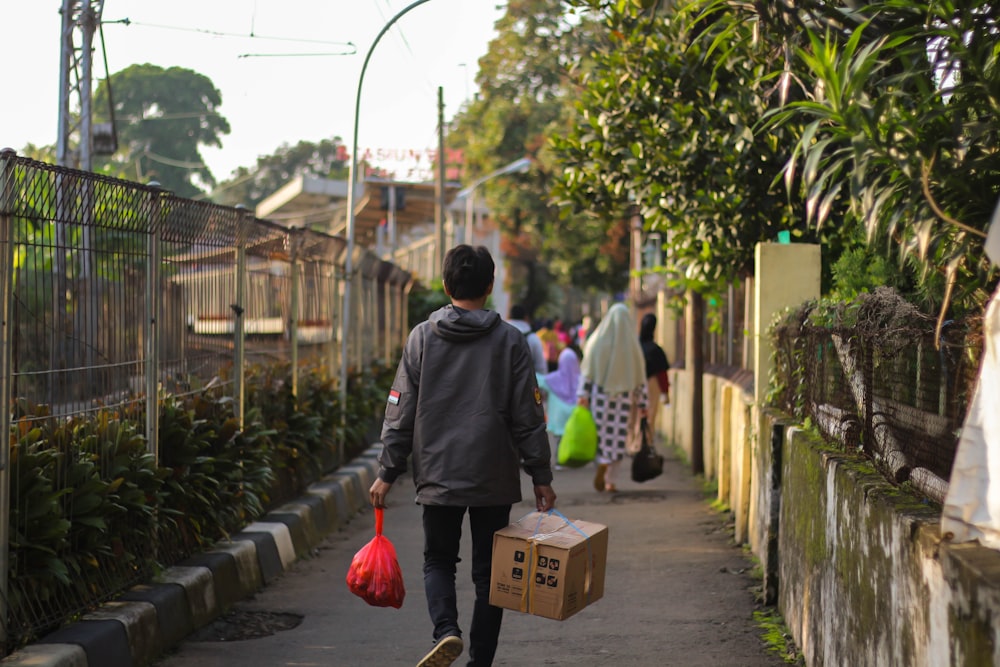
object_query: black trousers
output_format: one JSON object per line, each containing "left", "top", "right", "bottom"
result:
{"left": 422, "top": 504, "right": 512, "bottom": 667}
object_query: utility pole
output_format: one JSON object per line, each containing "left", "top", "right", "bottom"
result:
{"left": 434, "top": 86, "right": 446, "bottom": 279}
{"left": 55, "top": 0, "right": 106, "bottom": 400}
{"left": 57, "top": 0, "right": 106, "bottom": 169}
{"left": 341, "top": 0, "right": 435, "bottom": 464}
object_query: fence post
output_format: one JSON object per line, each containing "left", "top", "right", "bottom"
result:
{"left": 329, "top": 262, "right": 340, "bottom": 390}
{"left": 384, "top": 278, "right": 392, "bottom": 362}
{"left": 145, "top": 188, "right": 162, "bottom": 463}
{"left": 289, "top": 230, "right": 300, "bottom": 397}
{"left": 0, "top": 148, "right": 17, "bottom": 650}
{"left": 233, "top": 207, "right": 249, "bottom": 428}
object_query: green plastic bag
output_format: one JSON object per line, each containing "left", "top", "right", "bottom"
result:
{"left": 559, "top": 406, "right": 598, "bottom": 467}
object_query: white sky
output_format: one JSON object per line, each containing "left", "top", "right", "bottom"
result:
{"left": 1, "top": 1, "right": 506, "bottom": 182}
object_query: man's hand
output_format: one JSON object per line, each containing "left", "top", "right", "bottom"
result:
{"left": 370, "top": 478, "right": 393, "bottom": 509}
{"left": 534, "top": 484, "right": 556, "bottom": 512}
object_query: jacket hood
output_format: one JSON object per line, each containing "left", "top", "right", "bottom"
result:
{"left": 429, "top": 305, "right": 501, "bottom": 342}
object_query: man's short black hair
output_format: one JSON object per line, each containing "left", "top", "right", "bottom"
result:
{"left": 510, "top": 304, "right": 527, "bottom": 321}
{"left": 442, "top": 244, "right": 494, "bottom": 300}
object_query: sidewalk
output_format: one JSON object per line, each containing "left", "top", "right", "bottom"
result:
{"left": 3, "top": 443, "right": 786, "bottom": 667}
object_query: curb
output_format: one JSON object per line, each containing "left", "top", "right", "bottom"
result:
{"left": 1, "top": 445, "right": 382, "bottom": 667}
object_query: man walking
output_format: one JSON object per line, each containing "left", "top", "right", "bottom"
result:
{"left": 370, "top": 244, "right": 557, "bottom": 667}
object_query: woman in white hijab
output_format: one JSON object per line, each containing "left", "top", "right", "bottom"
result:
{"left": 577, "top": 303, "right": 648, "bottom": 492}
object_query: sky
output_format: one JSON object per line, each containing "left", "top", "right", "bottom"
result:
{"left": 1, "top": 1, "right": 506, "bottom": 183}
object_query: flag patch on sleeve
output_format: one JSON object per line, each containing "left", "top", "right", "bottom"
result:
{"left": 387, "top": 389, "right": 400, "bottom": 405}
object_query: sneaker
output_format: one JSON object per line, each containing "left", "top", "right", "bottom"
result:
{"left": 417, "top": 635, "right": 463, "bottom": 667}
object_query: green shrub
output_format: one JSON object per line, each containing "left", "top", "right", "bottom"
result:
{"left": 6, "top": 359, "right": 396, "bottom": 651}
{"left": 158, "top": 390, "right": 277, "bottom": 552}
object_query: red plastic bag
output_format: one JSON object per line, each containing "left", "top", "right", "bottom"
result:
{"left": 345, "top": 507, "right": 406, "bottom": 608}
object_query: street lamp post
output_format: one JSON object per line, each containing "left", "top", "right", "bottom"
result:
{"left": 629, "top": 202, "right": 644, "bottom": 303}
{"left": 339, "top": 0, "right": 434, "bottom": 464}
{"left": 458, "top": 157, "right": 532, "bottom": 243}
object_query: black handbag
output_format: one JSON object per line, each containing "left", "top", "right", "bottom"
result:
{"left": 631, "top": 417, "right": 664, "bottom": 483}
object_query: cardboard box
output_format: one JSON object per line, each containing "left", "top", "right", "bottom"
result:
{"left": 489, "top": 511, "right": 608, "bottom": 620}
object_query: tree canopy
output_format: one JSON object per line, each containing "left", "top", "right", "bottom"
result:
{"left": 548, "top": 0, "right": 999, "bottom": 317}
{"left": 447, "top": 0, "right": 629, "bottom": 312}
{"left": 94, "top": 64, "right": 230, "bottom": 198}
{"left": 212, "top": 137, "right": 350, "bottom": 209}
{"left": 755, "top": 0, "right": 1000, "bottom": 315}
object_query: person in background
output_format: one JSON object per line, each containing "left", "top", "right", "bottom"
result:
{"left": 507, "top": 304, "right": 547, "bottom": 375}
{"left": 553, "top": 319, "right": 572, "bottom": 347}
{"left": 639, "top": 313, "right": 671, "bottom": 439}
{"left": 370, "top": 245, "right": 556, "bottom": 667}
{"left": 577, "top": 303, "right": 648, "bottom": 493}
{"left": 536, "top": 318, "right": 562, "bottom": 372}
{"left": 576, "top": 315, "right": 593, "bottom": 347}
{"left": 536, "top": 347, "right": 581, "bottom": 470}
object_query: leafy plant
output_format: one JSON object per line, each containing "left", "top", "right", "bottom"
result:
{"left": 758, "top": 1, "right": 1000, "bottom": 318}
{"left": 9, "top": 421, "right": 72, "bottom": 593}
{"left": 158, "top": 390, "right": 276, "bottom": 552}
{"left": 5, "top": 359, "right": 392, "bottom": 652}
{"left": 754, "top": 609, "right": 804, "bottom": 664}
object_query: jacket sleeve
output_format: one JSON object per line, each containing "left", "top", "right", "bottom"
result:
{"left": 377, "top": 333, "right": 420, "bottom": 483}
{"left": 510, "top": 337, "right": 553, "bottom": 486}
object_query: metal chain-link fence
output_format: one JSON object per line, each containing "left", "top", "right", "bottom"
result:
{"left": 0, "top": 151, "right": 412, "bottom": 652}
{"left": 771, "top": 288, "right": 979, "bottom": 501}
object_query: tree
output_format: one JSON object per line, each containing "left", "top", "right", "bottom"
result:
{"left": 755, "top": 0, "right": 1000, "bottom": 317}
{"left": 19, "top": 143, "right": 56, "bottom": 163}
{"left": 93, "top": 64, "right": 230, "bottom": 198}
{"left": 212, "top": 137, "right": 350, "bottom": 209}
{"left": 447, "top": 0, "right": 626, "bottom": 310}
{"left": 551, "top": 0, "right": 858, "bottom": 306}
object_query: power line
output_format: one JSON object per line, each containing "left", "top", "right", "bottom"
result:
{"left": 375, "top": 1, "right": 439, "bottom": 105}
{"left": 104, "top": 17, "right": 356, "bottom": 49}
{"left": 143, "top": 150, "right": 206, "bottom": 169}
{"left": 238, "top": 51, "right": 355, "bottom": 58}
{"left": 377, "top": 0, "right": 418, "bottom": 59}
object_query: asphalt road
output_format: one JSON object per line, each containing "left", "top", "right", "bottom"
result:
{"left": 152, "top": 448, "right": 786, "bottom": 667}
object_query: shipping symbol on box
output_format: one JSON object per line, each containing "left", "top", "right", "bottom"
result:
{"left": 489, "top": 511, "right": 608, "bottom": 621}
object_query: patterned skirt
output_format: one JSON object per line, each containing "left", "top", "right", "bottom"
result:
{"left": 582, "top": 381, "right": 646, "bottom": 462}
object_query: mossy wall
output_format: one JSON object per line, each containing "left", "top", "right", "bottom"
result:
{"left": 660, "top": 368, "right": 690, "bottom": 460}
{"left": 660, "top": 372, "right": 752, "bottom": 540}
{"left": 666, "top": 368, "right": 1000, "bottom": 664}
{"left": 703, "top": 375, "right": 719, "bottom": 481}
{"left": 777, "top": 427, "right": 1000, "bottom": 666}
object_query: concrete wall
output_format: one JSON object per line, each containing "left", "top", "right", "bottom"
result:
{"left": 652, "top": 241, "right": 1000, "bottom": 664}
{"left": 661, "top": 367, "right": 692, "bottom": 462}
{"left": 659, "top": 369, "right": 1000, "bottom": 665}
{"left": 779, "top": 427, "right": 1000, "bottom": 666}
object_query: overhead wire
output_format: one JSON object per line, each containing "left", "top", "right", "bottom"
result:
{"left": 105, "top": 18, "right": 355, "bottom": 48}
{"left": 374, "top": 0, "right": 449, "bottom": 178}
{"left": 143, "top": 150, "right": 206, "bottom": 169}
{"left": 376, "top": 0, "right": 437, "bottom": 99}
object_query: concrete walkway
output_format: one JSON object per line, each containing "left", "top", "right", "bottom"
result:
{"left": 3, "top": 443, "right": 787, "bottom": 667}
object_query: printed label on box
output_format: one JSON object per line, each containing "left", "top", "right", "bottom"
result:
{"left": 489, "top": 511, "right": 608, "bottom": 621}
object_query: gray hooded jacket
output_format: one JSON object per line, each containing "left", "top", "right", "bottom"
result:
{"left": 378, "top": 304, "right": 552, "bottom": 506}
